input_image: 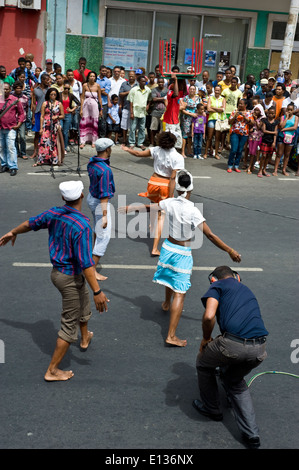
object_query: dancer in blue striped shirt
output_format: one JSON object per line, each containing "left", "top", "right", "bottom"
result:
{"left": 0, "top": 180, "right": 109, "bottom": 381}
{"left": 87, "top": 138, "right": 116, "bottom": 281}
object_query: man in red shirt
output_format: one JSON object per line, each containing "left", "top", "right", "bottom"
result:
{"left": 0, "top": 82, "right": 25, "bottom": 176}
{"left": 73, "top": 57, "right": 91, "bottom": 84}
{"left": 163, "top": 73, "right": 186, "bottom": 150}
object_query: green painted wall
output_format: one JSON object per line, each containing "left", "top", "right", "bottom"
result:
{"left": 244, "top": 48, "right": 270, "bottom": 80}
{"left": 65, "top": 35, "right": 103, "bottom": 73}
{"left": 82, "top": 0, "right": 100, "bottom": 36}
{"left": 254, "top": 11, "right": 269, "bottom": 48}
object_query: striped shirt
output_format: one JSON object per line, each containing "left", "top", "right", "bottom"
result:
{"left": 28, "top": 205, "right": 95, "bottom": 275}
{"left": 87, "top": 157, "right": 115, "bottom": 200}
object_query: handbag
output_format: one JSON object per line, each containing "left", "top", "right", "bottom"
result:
{"left": 215, "top": 118, "right": 230, "bottom": 132}
{"left": 283, "top": 132, "right": 294, "bottom": 145}
{"left": 88, "top": 85, "right": 101, "bottom": 113}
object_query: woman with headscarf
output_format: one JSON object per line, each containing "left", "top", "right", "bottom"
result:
{"left": 119, "top": 170, "right": 241, "bottom": 347}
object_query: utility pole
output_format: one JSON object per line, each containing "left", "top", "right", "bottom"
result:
{"left": 279, "top": 0, "right": 299, "bottom": 73}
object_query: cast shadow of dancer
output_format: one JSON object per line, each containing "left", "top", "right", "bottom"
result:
{"left": 0, "top": 318, "right": 91, "bottom": 368}
{"left": 104, "top": 287, "right": 199, "bottom": 346}
{"left": 163, "top": 361, "right": 243, "bottom": 447}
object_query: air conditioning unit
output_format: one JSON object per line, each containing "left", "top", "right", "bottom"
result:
{"left": 0, "top": 0, "right": 5, "bottom": 7}
{"left": 18, "top": 0, "right": 41, "bottom": 9}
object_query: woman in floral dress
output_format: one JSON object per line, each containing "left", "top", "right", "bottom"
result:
{"left": 33, "top": 88, "right": 64, "bottom": 166}
{"left": 180, "top": 85, "right": 201, "bottom": 158}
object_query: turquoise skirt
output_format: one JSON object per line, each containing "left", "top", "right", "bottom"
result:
{"left": 153, "top": 239, "right": 193, "bottom": 294}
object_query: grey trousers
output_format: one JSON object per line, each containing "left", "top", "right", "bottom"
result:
{"left": 196, "top": 335, "right": 267, "bottom": 437}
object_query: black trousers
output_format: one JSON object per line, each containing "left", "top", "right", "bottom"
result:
{"left": 196, "top": 334, "right": 267, "bottom": 437}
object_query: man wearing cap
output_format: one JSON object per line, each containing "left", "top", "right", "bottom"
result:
{"left": 87, "top": 138, "right": 116, "bottom": 281}
{"left": 39, "top": 59, "right": 54, "bottom": 84}
{"left": 256, "top": 79, "right": 269, "bottom": 100}
{"left": 284, "top": 70, "right": 293, "bottom": 93}
{"left": 0, "top": 180, "right": 109, "bottom": 382}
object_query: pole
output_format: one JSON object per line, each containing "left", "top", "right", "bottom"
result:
{"left": 279, "top": 0, "right": 299, "bottom": 73}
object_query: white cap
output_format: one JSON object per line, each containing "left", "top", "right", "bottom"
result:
{"left": 59, "top": 180, "right": 84, "bottom": 201}
{"left": 175, "top": 170, "right": 193, "bottom": 197}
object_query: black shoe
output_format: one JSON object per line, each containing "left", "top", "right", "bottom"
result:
{"left": 242, "top": 433, "right": 261, "bottom": 449}
{"left": 192, "top": 399, "right": 223, "bottom": 421}
{"left": 0, "top": 166, "right": 9, "bottom": 173}
{"left": 10, "top": 169, "right": 17, "bottom": 176}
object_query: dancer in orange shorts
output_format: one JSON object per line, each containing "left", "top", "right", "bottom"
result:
{"left": 122, "top": 131, "right": 184, "bottom": 255}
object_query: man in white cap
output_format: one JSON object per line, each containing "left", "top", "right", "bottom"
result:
{"left": 0, "top": 180, "right": 109, "bottom": 382}
{"left": 87, "top": 138, "right": 116, "bottom": 281}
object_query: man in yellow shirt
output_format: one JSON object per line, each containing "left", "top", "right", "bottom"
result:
{"left": 128, "top": 75, "right": 151, "bottom": 149}
{"left": 221, "top": 77, "right": 242, "bottom": 119}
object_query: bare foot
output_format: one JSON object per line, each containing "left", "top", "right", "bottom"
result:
{"left": 165, "top": 336, "right": 187, "bottom": 347}
{"left": 203, "top": 154, "right": 207, "bottom": 159}
{"left": 80, "top": 331, "right": 93, "bottom": 351}
{"left": 272, "top": 172, "right": 278, "bottom": 176}
{"left": 161, "top": 301, "right": 170, "bottom": 311}
{"left": 151, "top": 250, "right": 160, "bottom": 257}
{"left": 95, "top": 272, "right": 108, "bottom": 281}
{"left": 282, "top": 171, "right": 289, "bottom": 176}
{"left": 44, "top": 368, "right": 74, "bottom": 381}
{"left": 30, "top": 153, "right": 36, "bottom": 159}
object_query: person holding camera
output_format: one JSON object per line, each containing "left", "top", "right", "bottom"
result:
{"left": 227, "top": 99, "right": 253, "bottom": 173}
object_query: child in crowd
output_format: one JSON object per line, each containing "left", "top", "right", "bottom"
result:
{"left": 246, "top": 106, "right": 263, "bottom": 174}
{"left": 107, "top": 94, "right": 120, "bottom": 144}
{"left": 258, "top": 107, "right": 278, "bottom": 177}
{"left": 262, "top": 91, "right": 276, "bottom": 117}
{"left": 191, "top": 103, "right": 206, "bottom": 159}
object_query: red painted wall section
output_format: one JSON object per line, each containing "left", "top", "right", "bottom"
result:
{"left": 0, "top": 0, "right": 47, "bottom": 73}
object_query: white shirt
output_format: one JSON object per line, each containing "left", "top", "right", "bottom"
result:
{"left": 159, "top": 196, "right": 205, "bottom": 241}
{"left": 149, "top": 146, "right": 184, "bottom": 177}
{"left": 109, "top": 77, "right": 126, "bottom": 97}
{"left": 71, "top": 79, "right": 82, "bottom": 101}
{"left": 282, "top": 96, "right": 299, "bottom": 110}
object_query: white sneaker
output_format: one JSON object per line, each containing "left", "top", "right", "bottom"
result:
{"left": 197, "top": 154, "right": 204, "bottom": 160}
{"left": 193, "top": 155, "right": 197, "bottom": 159}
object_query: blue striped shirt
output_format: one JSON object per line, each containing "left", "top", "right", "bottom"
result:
{"left": 28, "top": 205, "right": 95, "bottom": 275}
{"left": 87, "top": 157, "right": 115, "bottom": 200}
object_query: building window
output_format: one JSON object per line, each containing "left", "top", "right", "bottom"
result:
{"left": 104, "top": 9, "right": 249, "bottom": 79}
{"left": 272, "top": 21, "right": 299, "bottom": 41}
{"left": 202, "top": 17, "right": 249, "bottom": 78}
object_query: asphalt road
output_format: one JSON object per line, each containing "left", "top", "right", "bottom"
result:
{"left": 0, "top": 139, "right": 298, "bottom": 451}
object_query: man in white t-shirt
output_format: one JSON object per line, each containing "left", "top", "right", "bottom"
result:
{"left": 109, "top": 66, "right": 126, "bottom": 98}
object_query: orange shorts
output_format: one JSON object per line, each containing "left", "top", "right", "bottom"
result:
{"left": 138, "top": 176, "right": 170, "bottom": 203}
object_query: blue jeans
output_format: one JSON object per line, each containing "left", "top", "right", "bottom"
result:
{"left": 15, "top": 122, "right": 26, "bottom": 157}
{"left": 61, "top": 113, "right": 73, "bottom": 148}
{"left": 0, "top": 128, "right": 18, "bottom": 170}
{"left": 128, "top": 116, "right": 146, "bottom": 146}
{"left": 228, "top": 133, "right": 248, "bottom": 168}
{"left": 193, "top": 132, "right": 204, "bottom": 155}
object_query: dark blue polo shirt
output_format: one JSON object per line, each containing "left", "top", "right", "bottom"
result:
{"left": 201, "top": 278, "right": 268, "bottom": 339}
